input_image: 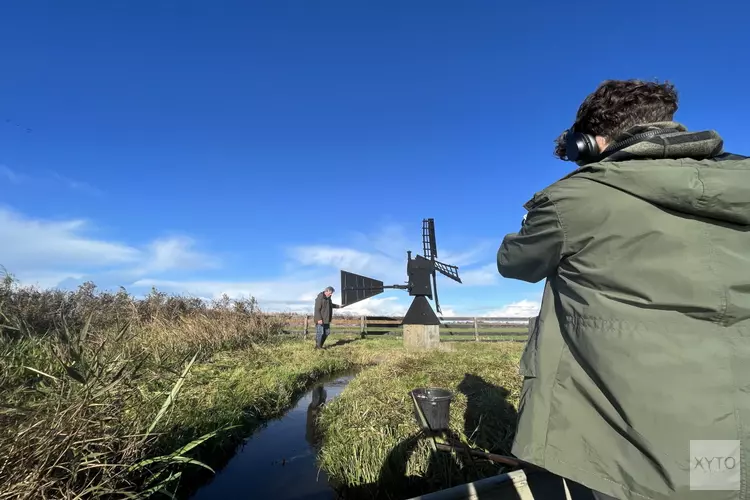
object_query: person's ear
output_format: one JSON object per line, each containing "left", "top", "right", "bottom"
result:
{"left": 595, "top": 136, "right": 609, "bottom": 152}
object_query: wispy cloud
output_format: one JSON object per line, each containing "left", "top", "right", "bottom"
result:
{"left": 0, "top": 207, "right": 218, "bottom": 288}
{"left": 0, "top": 165, "right": 103, "bottom": 196}
{"left": 130, "top": 224, "right": 509, "bottom": 314}
{"left": 0, "top": 165, "right": 25, "bottom": 184}
{"left": 0, "top": 208, "right": 531, "bottom": 316}
{"left": 130, "top": 277, "right": 329, "bottom": 312}
{"left": 49, "top": 172, "right": 103, "bottom": 197}
{"left": 132, "top": 236, "right": 220, "bottom": 275}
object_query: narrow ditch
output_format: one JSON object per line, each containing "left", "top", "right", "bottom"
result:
{"left": 189, "top": 372, "right": 356, "bottom": 500}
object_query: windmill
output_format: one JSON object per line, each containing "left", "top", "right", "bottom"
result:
{"left": 339, "top": 219, "right": 462, "bottom": 325}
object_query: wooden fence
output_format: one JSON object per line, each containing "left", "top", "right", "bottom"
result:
{"left": 284, "top": 314, "right": 537, "bottom": 342}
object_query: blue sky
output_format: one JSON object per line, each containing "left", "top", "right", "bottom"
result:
{"left": 1, "top": 0, "right": 748, "bottom": 317}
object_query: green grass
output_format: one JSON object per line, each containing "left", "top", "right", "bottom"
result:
{"left": 0, "top": 275, "right": 404, "bottom": 499}
{"left": 439, "top": 335, "right": 529, "bottom": 342}
{"left": 0, "top": 283, "right": 406, "bottom": 500}
{"left": 317, "top": 341, "right": 525, "bottom": 499}
{"left": 164, "top": 335, "right": 404, "bottom": 445}
{"left": 0, "top": 274, "right": 529, "bottom": 499}
{"left": 324, "top": 326, "right": 529, "bottom": 334}
{"left": 153, "top": 335, "right": 407, "bottom": 497}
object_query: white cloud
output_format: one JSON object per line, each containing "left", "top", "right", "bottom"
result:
{"left": 127, "top": 224, "right": 527, "bottom": 316}
{"left": 0, "top": 209, "right": 141, "bottom": 269}
{"left": 288, "top": 245, "right": 400, "bottom": 281}
{"left": 455, "top": 263, "right": 499, "bottom": 286}
{"left": 483, "top": 299, "right": 541, "bottom": 318}
{"left": 437, "top": 244, "right": 492, "bottom": 268}
{"left": 0, "top": 207, "right": 536, "bottom": 317}
{"left": 336, "top": 296, "right": 408, "bottom": 317}
{"left": 131, "top": 277, "right": 324, "bottom": 306}
{"left": 0, "top": 208, "right": 218, "bottom": 288}
{"left": 133, "top": 236, "right": 220, "bottom": 275}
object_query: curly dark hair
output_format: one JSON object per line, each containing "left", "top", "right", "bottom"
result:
{"left": 553, "top": 79, "right": 679, "bottom": 160}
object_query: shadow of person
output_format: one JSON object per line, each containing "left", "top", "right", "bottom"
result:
{"left": 452, "top": 374, "right": 602, "bottom": 500}
{"left": 326, "top": 338, "right": 359, "bottom": 348}
{"left": 456, "top": 373, "right": 518, "bottom": 457}
{"left": 338, "top": 431, "right": 453, "bottom": 500}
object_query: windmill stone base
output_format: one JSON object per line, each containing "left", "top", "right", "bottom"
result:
{"left": 402, "top": 296, "right": 441, "bottom": 349}
{"left": 403, "top": 324, "right": 441, "bottom": 350}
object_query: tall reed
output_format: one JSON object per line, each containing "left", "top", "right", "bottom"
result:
{"left": 0, "top": 274, "right": 289, "bottom": 499}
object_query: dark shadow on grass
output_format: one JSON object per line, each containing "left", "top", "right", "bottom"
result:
{"left": 334, "top": 374, "right": 520, "bottom": 500}
{"left": 442, "top": 338, "right": 528, "bottom": 343}
{"left": 326, "top": 338, "right": 360, "bottom": 348}
{"left": 457, "top": 373, "right": 517, "bottom": 456}
{"left": 361, "top": 330, "right": 398, "bottom": 336}
{"left": 335, "top": 431, "right": 452, "bottom": 500}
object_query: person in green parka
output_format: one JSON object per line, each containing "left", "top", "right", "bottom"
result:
{"left": 497, "top": 79, "right": 750, "bottom": 500}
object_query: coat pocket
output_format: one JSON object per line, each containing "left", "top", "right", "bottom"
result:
{"left": 519, "top": 316, "right": 540, "bottom": 377}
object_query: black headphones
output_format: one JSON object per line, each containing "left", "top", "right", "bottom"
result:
{"left": 565, "top": 128, "right": 600, "bottom": 163}
{"left": 565, "top": 127, "right": 680, "bottom": 164}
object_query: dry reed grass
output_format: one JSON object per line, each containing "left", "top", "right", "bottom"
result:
{"left": 0, "top": 273, "right": 290, "bottom": 499}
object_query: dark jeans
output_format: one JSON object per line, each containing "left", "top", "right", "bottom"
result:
{"left": 315, "top": 323, "right": 330, "bottom": 347}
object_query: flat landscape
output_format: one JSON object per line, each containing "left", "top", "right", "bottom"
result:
{"left": 0, "top": 278, "right": 527, "bottom": 500}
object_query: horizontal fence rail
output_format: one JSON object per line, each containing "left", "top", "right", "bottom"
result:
{"left": 280, "top": 314, "right": 538, "bottom": 342}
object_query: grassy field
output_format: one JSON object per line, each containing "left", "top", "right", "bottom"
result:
{"left": 0, "top": 274, "right": 527, "bottom": 499}
{"left": 315, "top": 325, "right": 529, "bottom": 335}
{"left": 0, "top": 277, "right": 397, "bottom": 499}
{"left": 317, "top": 341, "right": 525, "bottom": 499}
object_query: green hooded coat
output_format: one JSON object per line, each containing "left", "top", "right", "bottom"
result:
{"left": 497, "top": 122, "right": 750, "bottom": 500}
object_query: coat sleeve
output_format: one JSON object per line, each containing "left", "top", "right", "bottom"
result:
{"left": 497, "top": 193, "right": 565, "bottom": 283}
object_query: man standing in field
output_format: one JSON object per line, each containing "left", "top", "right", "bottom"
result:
{"left": 497, "top": 79, "right": 750, "bottom": 499}
{"left": 313, "top": 286, "right": 342, "bottom": 349}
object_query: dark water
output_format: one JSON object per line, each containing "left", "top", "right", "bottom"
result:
{"left": 189, "top": 373, "right": 355, "bottom": 500}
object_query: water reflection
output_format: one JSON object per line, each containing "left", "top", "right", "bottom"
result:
{"left": 189, "top": 374, "right": 354, "bottom": 500}
{"left": 306, "top": 385, "right": 327, "bottom": 450}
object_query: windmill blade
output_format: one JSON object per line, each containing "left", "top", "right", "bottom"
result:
{"left": 434, "top": 260, "right": 461, "bottom": 283}
{"left": 431, "top": 269, "right": 442, "bottom": 314}
{"left": 422, "top": 219, "right": 437, "bottom": 260}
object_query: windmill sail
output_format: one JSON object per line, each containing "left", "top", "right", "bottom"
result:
{"left": 422, "top": 219, "right": 438, "bottom": 260}
{"left": 340, "top": 270, "right": 385, "bottom": 306}
{"left": 434, "top": 260, "right": 461, "bottom": 283}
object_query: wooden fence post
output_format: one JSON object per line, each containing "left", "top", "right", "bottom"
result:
{"left": 304, "top": 315, "right": 309, "bottom": 339}
{"left": 360, "top": 315, "right": 366, "bottom": 338}
{"left": 473, "top": 317, "right": 479, "bottom": 341}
